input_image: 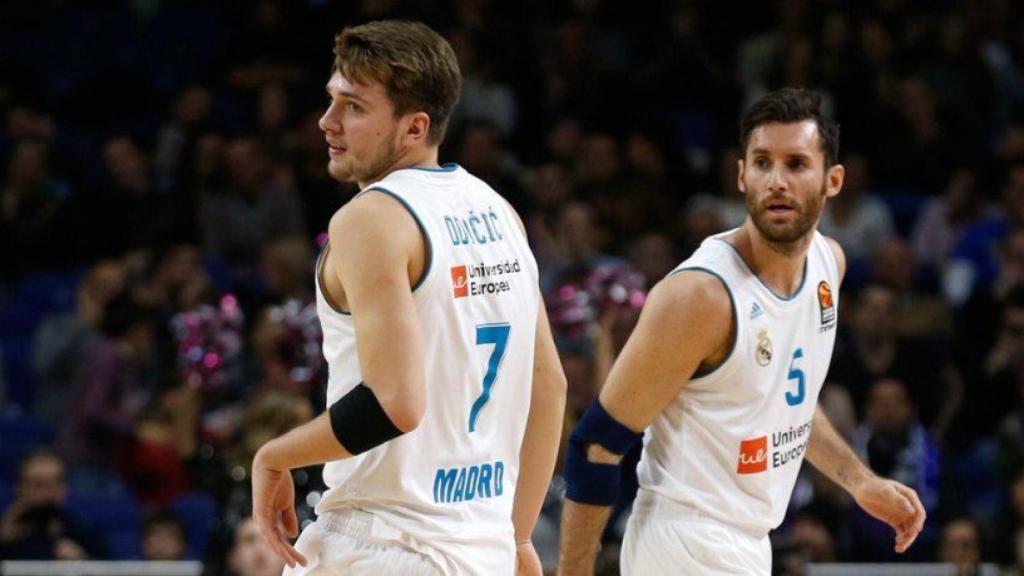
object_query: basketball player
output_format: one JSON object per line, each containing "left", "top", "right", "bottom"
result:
{"left": 558, "top": 88, "right": 927, "bottom": 574}
{"left": 250, "top": 21, "right": 566, "bottom": 576}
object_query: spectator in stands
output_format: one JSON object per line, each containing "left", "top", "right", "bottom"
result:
{"left": 938, "top": 517, "right": 984, "bottom": 576}
{"left": 142, "top": 509, "right": 188, "bottom": 561}
{"left": 154, "top": 85, "right": 213, "bottom": 193}
{"left": 32, "top": 259, "right": 127, "bottom": 426}
{"left": 818, "top": 153, "right": 895, "bottom": 276}
{"left": 829, "top": 284, "right": 962, "bottom": 437}
{"left": 677, "top": 148, "right": 745, "bottom": 259}
{"left": 260, "top": 236, "right": 313, "bottom": 306}
{"left": 1013, "top": 473, "right": 1024, "bottom": 572}
{"left": 789, "top": 512, "right": 839, "bottom": 564}
{"left": 456, "top": 119, "right": 525, "bottom": 207}
{"left": 994, "top": 470, "right": 1024, "bottom": 568}
{"left": 449, "top": 29, "right": 518, "bottom": 136}
{"left": 0, "top": 139, "right": 74, "bottom": 279}
{"left": 542, "top": 201, "right": 619, "bottom": 290}
{"left": 292, "top": 110, "right": 353, "bottom": 236}
{"left": 229, "top": 517, "right": 285, "bottom": 576}
{"left": 256, "top": 83, "right": 294, "bottom": 158}
{"left": 89, "top": 136, "right": 172, "bottom": 258}
{"left": 57, "top": 291, "right": 157, "bottom": 469}
{"left": 955, "top": 229, "right": 1024, "bottom": 381}
{"left": 0, "top": 449, "right": 101, "bottom": 559}
{"left": 198, "top": 137, "right": 306, "bottom": 270}
{"left": 946, "top": 163, "right": 1024, "bottom": 306}
{"left": 872, "top": 237, "right": 955, "bottom": 338}
{"left": 912, "top": 166, "right": 990, "bottom": 277}
{"left": 957, "top": 288, "right": 1024, "bottom": 446}
{"left": 137, "top": 244, "right": 215, "bottom": 315}
{"left": 996, "top": 372, "right": 1024, "bottom": 488}
{"left": 524, "top": 161, "right": 574, "bottom": 290}
{"left": 626, "top": 232, "right": 677, "bottom": 290}
{"left": 850, "top": 378, "right": 941, "bottom": 561}
{"left": 125, "top": 384, "right": 198, "bottom": 507}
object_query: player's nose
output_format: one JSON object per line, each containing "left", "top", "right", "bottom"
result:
{"left": 766, "top": 166, "right": 787, "bottom": 193}
{"left": 319, "top": 103, "right": 342, "bottom": 133}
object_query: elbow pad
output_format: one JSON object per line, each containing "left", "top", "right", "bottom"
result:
{"left": 328, "top": 382, "right": 404, "bottom": 455}
{"left": 564, "top": 399, "right": 643, "bottom": 505}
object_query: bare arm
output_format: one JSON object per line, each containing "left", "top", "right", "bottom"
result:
{"left": 511, "top": 299, "right": 567, "bottom": 574}
{"left": 255, "top": 192, "right": 427, "bottom": 469}
{"left": 805, "top": 406, "right": 873, "bottom": 492}
{"left": 806, "top": 406, "right": 926, "bottom": 553}
{"left": 558, "top": 271, "right": 732, "bottom": 575}
{"left": 252, "top": 192, "right": 427, "bottom": 567}
{"left": 823, "top": 235, "right": 847, "bottom": 284}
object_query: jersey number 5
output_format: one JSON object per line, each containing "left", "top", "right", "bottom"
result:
{"left": 785, "top": 348, "right": 806, "bottom": 406}
{"left": 469, "top": 323, "right": 511, "bottom": 432}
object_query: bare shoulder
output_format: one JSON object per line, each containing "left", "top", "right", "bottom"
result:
{"left": 643, "top": 269, "right": 733, "bottom": 343}
{"left": 327, "top": 189, "right": 421, "bottom": 247}
{"left": 820, "top": 234, "right": 847, "bottom": 284}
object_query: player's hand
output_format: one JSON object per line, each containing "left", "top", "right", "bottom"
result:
{"left": 515, "top": 540, "right": 543, "bottom": 576}
{"left": 853, "top": 476, "right": 926, "bottom": 553}
{"left": 251, "top": 448, "right": 308, "bottom": 569}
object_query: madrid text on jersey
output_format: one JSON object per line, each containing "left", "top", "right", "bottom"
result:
{"left": 444, "top": 207, "right": 505, "bottom": 246}
{"left": 432, "top": 460, "right": 505, "bottom": 504}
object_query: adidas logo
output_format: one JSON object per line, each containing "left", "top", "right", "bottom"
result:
{"left": 750, "top": 301, "right": 764, "bottom": 319}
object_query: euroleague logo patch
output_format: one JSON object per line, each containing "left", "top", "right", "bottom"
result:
{"left": 451, "top": 266, "right": 469, "bottom": 298}
{"left": 818, "top": 281, "right": 835, "bottom": 326}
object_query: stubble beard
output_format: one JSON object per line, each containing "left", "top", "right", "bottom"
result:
{"left": 327, "top": 127, "right": 401, "bottom": 186}
{"left": 746, "top": 181, "right": 826, "bottom": 257}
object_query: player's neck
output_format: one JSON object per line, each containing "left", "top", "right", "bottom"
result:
{"left": 735, "top": 221, "right": 812, "bottom": 298}
{"left": 357, "top": 146, "right": 442, "bottom": 189}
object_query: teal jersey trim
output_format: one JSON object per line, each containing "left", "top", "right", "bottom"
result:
{"left": 359, "top": 186, "right": 433, "bottom": 293}
{"left": 321, "top": 186, "right": 434, "bottom": 316}
{"left": 316, "top": 243, "right": 350, "bottom": 316}
{"left": 713, "top": 238, "right": 808, "bottom": 302}
{"left": 400, "top": 162, "right": 460, "bottom": 173}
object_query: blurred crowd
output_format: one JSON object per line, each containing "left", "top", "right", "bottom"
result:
{"left": 4, "top": 0, "right": 1024, "bottom": 574}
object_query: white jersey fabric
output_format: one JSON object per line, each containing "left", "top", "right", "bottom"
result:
{"left": 312, "top": 163, "right": 540, "bottom": 575}
{"left": 635, "top": 229, "right": 840, "bottom": 537}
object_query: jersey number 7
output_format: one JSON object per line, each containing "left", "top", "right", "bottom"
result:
{"left": 469, "top": 323, "right": 511, "bottom": 432}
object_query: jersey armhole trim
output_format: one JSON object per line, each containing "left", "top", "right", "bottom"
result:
{"left": 820, "top": 234, "right": 843, "bottom": 285}
{"left": 668, "top": 266, "right": 737, "bottom": 380}
{"left": 317, "top": 243, "right": 351, "bottom": 315}
{"left": 713, "top": 238, "right": 808, "bottom": 302}
{"left": 359, "top": 186, "right": 434, "bottom": 293}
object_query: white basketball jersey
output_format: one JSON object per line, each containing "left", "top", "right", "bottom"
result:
{"left": 636, "top": 229, "right": 840, "bottom": 536}
{"left": 313, "top": 164, "right": 539, "bottom": 572}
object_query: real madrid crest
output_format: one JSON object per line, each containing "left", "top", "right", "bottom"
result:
{"left": 756, "top": 330, "right": 773, "bottom": 366}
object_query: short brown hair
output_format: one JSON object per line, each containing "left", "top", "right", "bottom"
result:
{"left": 334, "top": 21, "right": 462, "bottom": 145}
{"left": 740, "top": 87, "right": 840, "bottom": 167}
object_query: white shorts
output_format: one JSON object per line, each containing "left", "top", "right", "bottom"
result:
{"left": 283, "top": 509, "right": 448, "bottom": 576}
{"left": 621, "top": 490, "right": 772, "bottom": 575}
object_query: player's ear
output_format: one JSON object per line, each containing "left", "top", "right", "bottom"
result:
{"left": 737, "top": 159, "right": 747, "bottom": 194}
{"left": 404, "top": 112, "right": 431, "bottom": 145}
{"left": 825, "top": 163, "right": 844, "bottom": 198}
